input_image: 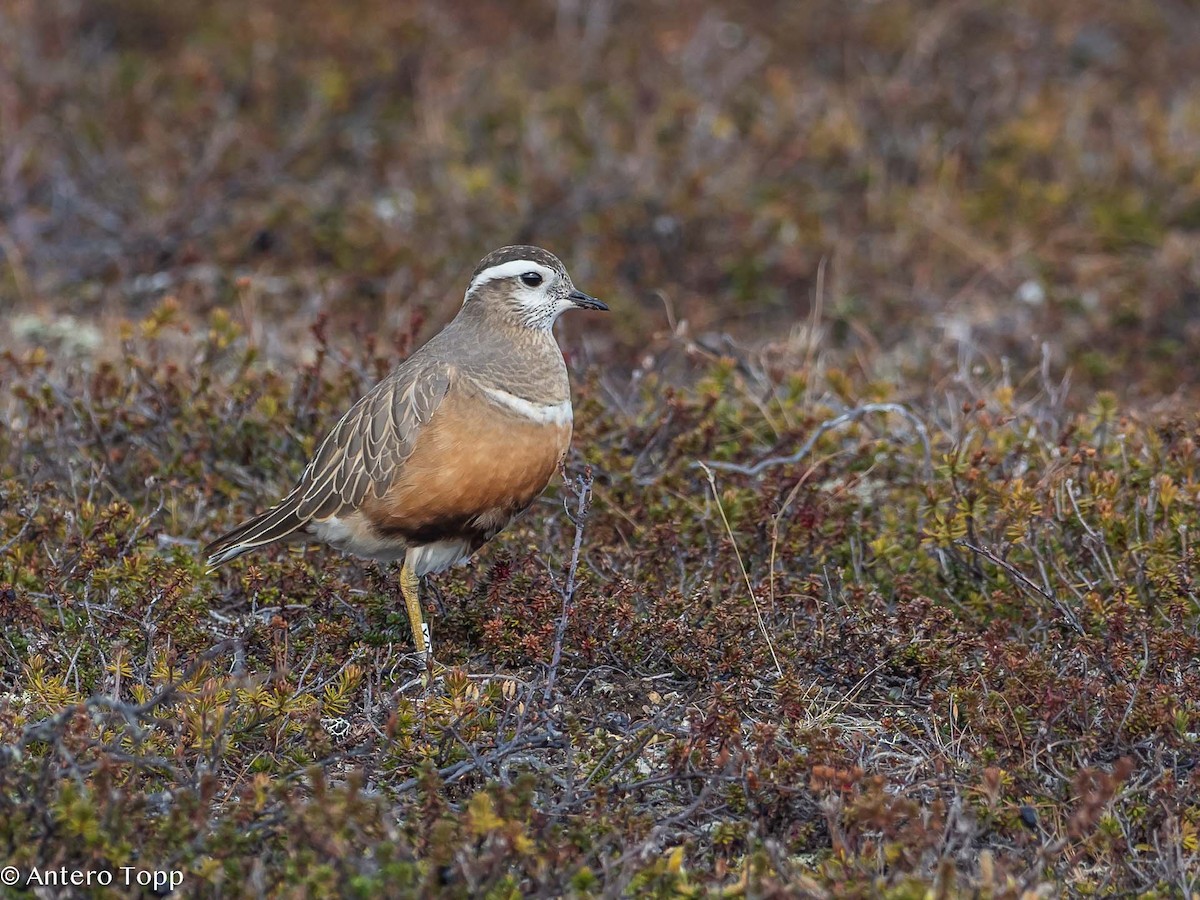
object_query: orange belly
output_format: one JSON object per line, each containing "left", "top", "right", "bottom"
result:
{"left": 359, "top": 390, "right": 571, "bottom": 544}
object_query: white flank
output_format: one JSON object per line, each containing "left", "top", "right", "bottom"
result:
{"left": 482, "top": 386, "right": 573, "bottom": 425}
{"left": 466, "top": 260, "right": 556, "bottom": 298}
{"left": 408, "top": 540, "right": 474, "bottom": 577}
{"left": 312, "top": 516, "right": 353, "bottom": 545}
{"left": 310, "top": 515, "right": 407, "bottom": 561}
{"left": 310, "top": 518, "right": 478, "bottom": 573}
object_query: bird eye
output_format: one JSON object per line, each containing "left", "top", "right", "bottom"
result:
{"left": 520, "top": 272, "right": 543, "bottom": 287}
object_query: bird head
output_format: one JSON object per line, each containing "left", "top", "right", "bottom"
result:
{"left": 463, "top": 245, "right": 606, "bottom": 330}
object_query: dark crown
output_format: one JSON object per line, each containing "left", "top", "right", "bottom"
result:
{"left": 472, "top": 245, "right": 565, "bottom": 279}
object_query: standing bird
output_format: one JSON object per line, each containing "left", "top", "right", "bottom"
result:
{"left": 205, "top": 246, "right": 606, "bottom": 666}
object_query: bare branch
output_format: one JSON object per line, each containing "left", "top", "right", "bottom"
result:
{"left": 701, "top": 402, "right": 932, "bottom": 479}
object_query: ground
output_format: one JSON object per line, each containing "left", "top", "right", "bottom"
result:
{"left": 2, "top": 1, "right": 1200, "bottom": 896}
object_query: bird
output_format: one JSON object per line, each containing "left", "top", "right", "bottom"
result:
{"left": 204, "top": 245, "right": 607, "bottom": 667}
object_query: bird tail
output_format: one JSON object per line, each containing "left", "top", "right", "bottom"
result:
{"left": 204, "top": 492, "right": 308, "bottom": 570}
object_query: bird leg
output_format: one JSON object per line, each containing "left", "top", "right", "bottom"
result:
{"left": 399, "top": 562, "right": 432, "bottom": 669}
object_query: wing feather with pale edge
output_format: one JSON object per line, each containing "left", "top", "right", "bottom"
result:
{"left": 204, "top": 358, "right": 452, "bottom": 567}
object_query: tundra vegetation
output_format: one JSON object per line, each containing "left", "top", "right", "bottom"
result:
{"left": 2, "top": 1, "right": 1200, "bottom": 895}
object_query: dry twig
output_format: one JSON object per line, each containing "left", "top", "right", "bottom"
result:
{"left": 703, "top": 401, "right": 933, "bottom": 480}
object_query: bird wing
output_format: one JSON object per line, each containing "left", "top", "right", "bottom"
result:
{"left": 204, "top": 356, "right": 453, "bottom": 566}
{"left": 295, "top": 357, "right": 453, "bottom": 520}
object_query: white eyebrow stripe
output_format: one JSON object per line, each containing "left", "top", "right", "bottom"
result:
{"left": 481, "top": 386, "right": 573, "bottom": 425}
{"left": 466, "top": 260, "right": 556, "bottom": 296}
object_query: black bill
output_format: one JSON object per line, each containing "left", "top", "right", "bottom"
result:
{"left": 568, "top": 289, "right": 608, "bottom": 311}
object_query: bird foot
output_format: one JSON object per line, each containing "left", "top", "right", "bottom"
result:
{"left": 396, "top": 651, "right": 447, "bottom": 694}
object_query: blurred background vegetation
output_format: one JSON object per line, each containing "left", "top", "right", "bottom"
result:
{"left": 4, "top": 0, "right": 1199, "bottom": 391}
